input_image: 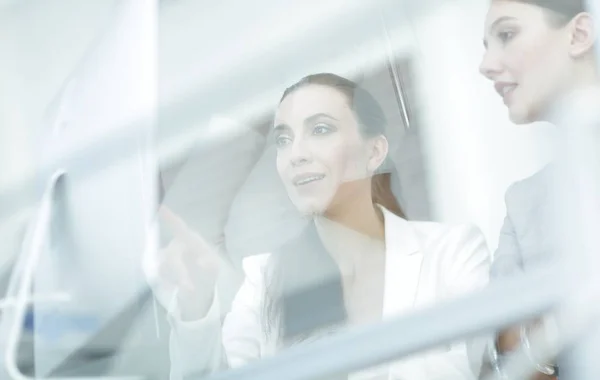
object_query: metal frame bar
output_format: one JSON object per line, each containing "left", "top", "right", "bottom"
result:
{"left": 2, "top": 171, "right": 64, "bottom": 380}
{"left": 380, "top": 10, "right": 411, "bottom": 131}
{"left": 189, "top": 265, "right": 559, "bottom": 380}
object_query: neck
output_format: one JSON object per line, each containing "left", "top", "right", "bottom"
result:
{"left": 562, "top": 56, "right": 600, "bottom": 96}
{"left": 322, "top": 195, "right": 385, "bottom": 241}
{"left": 541, "top": 63, "right": 600, "bottom": 123}
{"left": 544, "top": 66, "right": 600, "bottom": 124}
{"left": 315, "top": 195, "right": 386, "bottom": 280}
{"left": 574, "top": 57, "right": 600, "bottom": 86}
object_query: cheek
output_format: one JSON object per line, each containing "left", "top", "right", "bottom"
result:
{"left": 324, "top": 144, "right": 369, "bottom": 181}
{"left": 315, "top": 139, "right": 354, "bottom": 165}
{"left": 506, "top": 38, "right": 569, "bottom": 118}
{"left": 513, "top": 36, "right": 568, "bottom": 88}
{"left": 505, "top": 43, "right": 536, "bottom": 80}
{"left": 275, "top": 151, "right": 287, "bottom": 180}
{"left": 321, "top": 146, "right": 350, "bottom": 172}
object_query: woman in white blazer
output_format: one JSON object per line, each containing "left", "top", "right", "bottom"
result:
{"left": 152, "top": 73, "right": 491, "bottom": 380}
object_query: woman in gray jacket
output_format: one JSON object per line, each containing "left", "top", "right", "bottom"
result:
{"left": 479, "top": 0, "right": 597, "bottom": 378}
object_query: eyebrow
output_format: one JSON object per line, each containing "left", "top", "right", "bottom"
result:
{"left": 273, "top": 112, "right": 339, "bottom": 131}
{"left": 491, "top": 15, "right": 517, "bottom": 30}
{"left": 273, "top": 124, "right": 289, "bottom": 134}
{"left": 483, "top": 16, "right": 517, "bottom": 48}
{"left": 304, "top": 112, "right": 338, "bottom": 124}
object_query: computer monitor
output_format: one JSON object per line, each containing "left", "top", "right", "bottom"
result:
{"left": 0, "top": 1, "right": 159, "bottom": 378}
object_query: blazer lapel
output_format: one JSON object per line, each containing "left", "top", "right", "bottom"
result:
{"left": 380, "top": 208, "right": 424, "bottom": 318}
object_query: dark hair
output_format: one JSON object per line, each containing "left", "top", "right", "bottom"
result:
{"left": 510, "top": 0, "right": 585, "bottom": 26}
{"left": 263, "top": 73, "right": 405, "bottom": 346}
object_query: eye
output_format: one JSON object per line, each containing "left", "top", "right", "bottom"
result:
{"left": 313, "top": 123, "right": 335, "bottom": 135}
{"left": 274, "top": 134, "right": 292, "bottom": 147}
{"left": 498, "top": 30, "right": 516, "bottom": 44}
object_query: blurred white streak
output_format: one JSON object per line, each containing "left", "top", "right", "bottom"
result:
{"left": 160, "top": 0, "right": 381, "bottom": 101}
{"left": 548, "top": 87, "right": 600, "bottom": 380}
{"left": 0, "top": 293, "right": 71, "bottom": 310}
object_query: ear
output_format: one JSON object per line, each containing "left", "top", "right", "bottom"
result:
{"left": 568, "top": 12, "right": 596, "bottom": 59}
{"left": 367, "top": 135, "right": 389, "bottom": 173}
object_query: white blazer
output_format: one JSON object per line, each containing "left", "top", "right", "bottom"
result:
{"left": 163, "top": 208, "right": 491, "bottom": 380}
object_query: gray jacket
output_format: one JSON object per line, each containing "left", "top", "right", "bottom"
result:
{"left": 492, "top": 165, "right": 559, "bottom": 279}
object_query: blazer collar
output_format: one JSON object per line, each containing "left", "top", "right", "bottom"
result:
{"left": 378, "top": 206, "right": 424, "bottom": 317}
{"left": 379, "top": 205, "right": 420, "bottom": 257}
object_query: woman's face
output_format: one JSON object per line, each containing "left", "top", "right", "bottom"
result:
{"left": 479, "top": 1, "right": 575, "bottom": 124}
{"left": 273, "top": 84, "right": 382, "bottom": 216}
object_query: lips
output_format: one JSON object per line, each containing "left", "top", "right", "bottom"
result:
{"left": 494, "top": 82, "right": 518, "bottom": 102}
{"left": 292, "top": 173, "right": 325, "bottom": 186}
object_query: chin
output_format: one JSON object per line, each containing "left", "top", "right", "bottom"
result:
{"left": 292, "top": 199, "right": 328, "bottom": 217}
{"left": 508, "top": 107, "right": 535, "bottom": 125}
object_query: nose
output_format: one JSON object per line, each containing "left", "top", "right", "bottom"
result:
{"left": 479, "top": 48, "right": 502, "bottom": 80}
{"left": 289, "top": 138, "right": 311, "bottom": 167}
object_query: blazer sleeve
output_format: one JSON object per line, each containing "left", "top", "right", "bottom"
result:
{"left": 167, "top": 254, "right": 269, "bottom": 380}
{"left": 490, "top": 184, "right": 523, "bottom": 279}
{"left": 414, "top": 225, "right": 491, "bottom": 380}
